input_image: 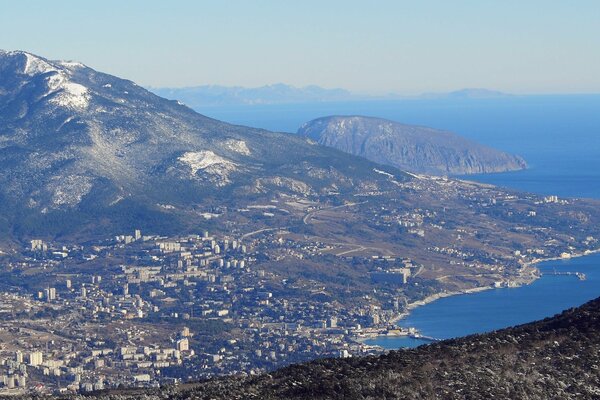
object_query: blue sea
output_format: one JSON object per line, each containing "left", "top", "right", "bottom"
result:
{"left": 367, "top": 254, "right": 600, "bottom": 349}
{"left": 200, "top": 95, "right": 600, "bottom": 348}
{"left": 202, "top": 95, "right": 600, "bottom": 199}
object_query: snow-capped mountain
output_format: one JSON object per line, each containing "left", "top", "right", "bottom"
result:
{"left": 0, "top": 50, "right": 401, "bottom": 238}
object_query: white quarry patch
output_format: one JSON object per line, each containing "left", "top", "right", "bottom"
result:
{"left": 45, "top": 72, "right": 91, "bottom": 109}
{"left": 48, "top": 175, "right": 93, "bottom": 207}
{"left": 223, "top": 139, "right": 251, "bottom": 155}
{"left": 178, "top": 150, "right": 237, "bottom": 185}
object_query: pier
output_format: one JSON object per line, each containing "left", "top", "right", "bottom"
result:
{"left": 543, "top": 270, "right": 586, "bottom": 281}
{"left": 410, "top": 334, "right": 441, "bottom": 342}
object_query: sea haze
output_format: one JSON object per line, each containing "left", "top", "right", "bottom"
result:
{"left": 199, "top": 94, "right": 600, "bottom": 199}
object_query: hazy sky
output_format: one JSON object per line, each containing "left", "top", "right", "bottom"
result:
{"left": 1, "top": 0, "right": 599, "bottom": 94}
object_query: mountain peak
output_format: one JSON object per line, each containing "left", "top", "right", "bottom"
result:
{"left": 0, "top": 50, "right": 402, "bottom": 237}
{"left": 0, "top": 50, "right": 87, "bottom": 75}
{"left": 0, "top": 50, "right": 57, "bottom": 76}
{"left": 0, "top": 50, "right": 92, "bottom": 110}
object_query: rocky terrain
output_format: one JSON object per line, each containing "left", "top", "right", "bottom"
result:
{"left": 0, "top": 51, "right": 403, "bottom": 241}
{"left": 21, "top": 296, "right": 600, "bottom": 399}
{"left": 298, "top": 116, "right": 527, "bottom": 175}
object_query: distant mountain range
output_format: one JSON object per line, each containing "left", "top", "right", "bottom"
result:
{"left": 151, "top": 85, "right": 512, "bottom": 107}
{"left": 298, "top": 116, "right": 527, "bottom": 175}
{"left": 420, "top": 88, "right": 513, "bottom": 99}
{"left": 151, "top": 84, "right": 360, "bottom": 107}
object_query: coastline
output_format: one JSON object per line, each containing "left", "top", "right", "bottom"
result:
{"left": 384, "top": 247, "right": 600, "bottom": 335}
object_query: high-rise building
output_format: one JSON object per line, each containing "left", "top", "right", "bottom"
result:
{"left": 30, "top": 239, "right": 47, "bottom": 252}
{"left": 176, "top": 338, "right": 189, "bottom": 352}
{"left": 6, "top": 376, "right": 15, "bottom": 389}
{"left": 28, "top": 351, "right": 43, "bottom": 366}
{"left": 370, "top": 313, "right": 380, "bottom": 326}
{"left": 327, "top": 317, "right": 338, "bottom": 328}
{"left": 134, "top": 229, "right": 142, "bottom": 241}
{"left": 44, "top": 288, "right": 56, "bottom": 302}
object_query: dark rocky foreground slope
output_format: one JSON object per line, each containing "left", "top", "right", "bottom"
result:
{"left": 298, "top": 116, "right": 527, "bottom": 175}
{"left": 37, "top": 296, "right": 600, "bottom": 400}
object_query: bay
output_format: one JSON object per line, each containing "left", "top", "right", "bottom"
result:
{"left": 365, "top": 253, "right": 600, "bottom": 349}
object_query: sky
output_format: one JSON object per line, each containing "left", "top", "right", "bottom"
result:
{"left": 1, "top": 0, "right": 599, "bottom": 95}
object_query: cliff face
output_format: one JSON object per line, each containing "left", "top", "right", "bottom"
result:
{"left": 298, "top": 116, "right": 527, "bottom": 175}
{"left": 71, "top": 297, "right": 600, "bottom": 400}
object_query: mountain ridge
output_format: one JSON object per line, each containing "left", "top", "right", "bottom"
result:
{"left": 151, "top": 84, "right": 356, "bottom": 107}
{"left": 0, "top": 50, "right": 408, "bottom": 240}
{"left": 150, "top": 84, "right": 515, "bottom": 108}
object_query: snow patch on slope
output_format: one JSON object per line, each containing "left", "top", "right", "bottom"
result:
{"left": 22, "top": 52, "right": 58, "bottom": 75}
{"left": 224, "top": 139, "right": 251, "bottom": 155}
{"left": 48, "top": 175, "right": 93, "bottom": 207}
{"left": 178, "top": 151, "right": 237, "bottom": 185}
{"left": 45, "top": 72, "right": 90, "bottom": 109}
{"left": 57, "top": 60, "right": 86, "bottom": 70}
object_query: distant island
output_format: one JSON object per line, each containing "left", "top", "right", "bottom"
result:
{"left": 298, "top": 115, "right": 527, "bottom": 175}
{"left": 150, "top": 84, "right": 513, "bottom": 107}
